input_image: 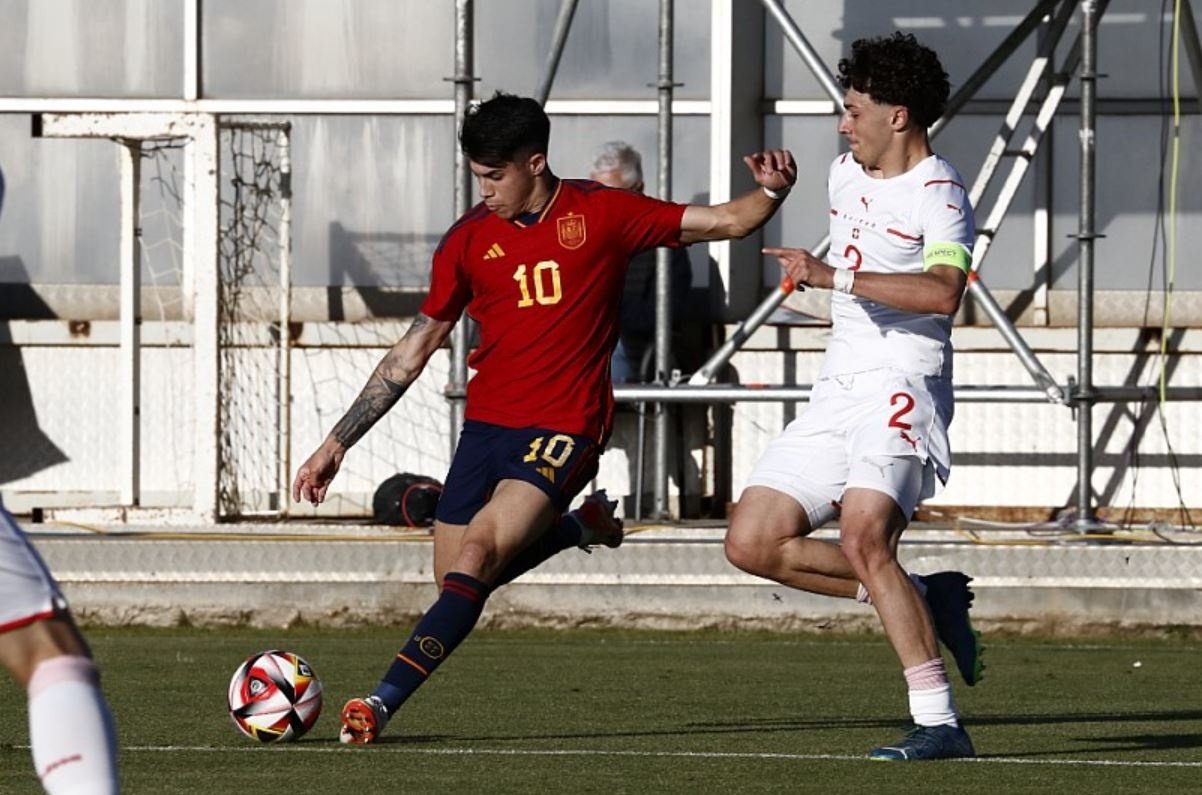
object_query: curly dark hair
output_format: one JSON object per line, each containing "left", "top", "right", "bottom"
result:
{"left": 837, "top": 32, "right": 949, "bottom": 128}
{"left": 459, "top": 92, "right": 550, "bottom": 166}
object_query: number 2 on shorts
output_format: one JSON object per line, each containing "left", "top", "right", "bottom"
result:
{"left": 888, "top": 392, "right": 915, "bottom": 431}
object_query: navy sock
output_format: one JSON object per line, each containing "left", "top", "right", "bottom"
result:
{"left": 372, "top": 571, "right": 490, "bottom": 713}
{"left": 492, "top": 513, "right": 582, "bottom": 588}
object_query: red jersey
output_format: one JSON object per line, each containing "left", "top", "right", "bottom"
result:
{"left": 421, "top": 178, "right": 687, "bottom": 443}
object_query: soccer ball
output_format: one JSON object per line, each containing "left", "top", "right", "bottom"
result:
{"left": 227, "top": 650, "right": 323, "bottom": 743}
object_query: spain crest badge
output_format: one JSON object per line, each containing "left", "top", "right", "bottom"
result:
{"left": 556, "top": 213, "right": 586, "bottom": 250}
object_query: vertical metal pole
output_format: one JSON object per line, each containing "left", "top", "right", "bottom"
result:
{"left": 183, "top": 0, "right": 201, "bottom": 101}
{"left": 449, "top": 0, "right": 474, "bottom": 459}
{"left": 119, "top": 142, "right": 142, "bottom": 507}
{"left": 1074, "top": 0, "right": 1100, "bottom": 529}
{"left": 652, "top": 0, "right": 675, "bottom": 519}
{"left": 189, "top": 116, "right": 220, "bottom": 522}
{"left": 180, "top": 0, "right": 201, "bottom": 318}
{"left": 534, "top": 0, "right": 579, "bottom": 105}
{"left": 277, "top": 126, "right": 292, "bottom": 515}
{"left": 1032, "top": 9, "right": 1055, "bottom": 327}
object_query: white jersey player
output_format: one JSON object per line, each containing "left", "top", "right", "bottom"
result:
{"left": 1, "top": 148, "right": 119, "bottom": 794}
{"left": 724, "top": 32, "right": 982, "bottom": 762}
{"left": 0, "top": 500, "right": 119, "bottom": 793}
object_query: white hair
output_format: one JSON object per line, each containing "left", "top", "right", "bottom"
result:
{"left": 590, "top": 140, "right": 643, "bottom": 190}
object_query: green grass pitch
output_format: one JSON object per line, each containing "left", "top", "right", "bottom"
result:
{"left": 1, "top": 627, "right": 1200, "bottom": 793}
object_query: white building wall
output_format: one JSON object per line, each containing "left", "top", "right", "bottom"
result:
{"left": 3, "top": 323, "right": 1198, "bottom": 519}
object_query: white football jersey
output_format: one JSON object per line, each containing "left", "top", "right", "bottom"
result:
{"left": 820, "top": 153, "right": 974, "bottom": 379}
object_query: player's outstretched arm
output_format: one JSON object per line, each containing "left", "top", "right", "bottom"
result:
{"left": 292, "top": 313, "right": 455, "bottom": 506}
{"left": 679, "top": 149, "right": 797, "bottom": 244}
{"left": 764, "top": 246, "right": 968, "bottom": 315}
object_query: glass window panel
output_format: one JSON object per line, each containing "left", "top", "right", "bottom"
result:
{"left": 0, "top": 115, "right": 120, "bottom": 285}
{"left": 0, "top": 0, "right": 182, "bottom": 97}
{"left": 769, "top": 1, "right": 1043, "bottom": 102}
{"left": 290, "top": 115, "right": 457, "bottom": 288}
{"left": 478, "top": 0, "right": 711, "bottom": 100}
{"left": 1052, "top": 115, "right": 1202, "bottom": 290}
{"left": 202, "top": 0, "right": 454, "bottom": 99}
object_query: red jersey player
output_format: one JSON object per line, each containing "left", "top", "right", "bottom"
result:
{"left": 292, "top": 92, "right": 795, "bottom": 744}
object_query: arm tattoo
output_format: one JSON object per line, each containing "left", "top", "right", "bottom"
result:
{"left": 405, "top": 314, "right": 431, "bottom": 338}
{"left": 330, "top": 374, "right": 407, "bottom": 448}
{"left": 330, "top": 316, "right": 430, "bottom": 447}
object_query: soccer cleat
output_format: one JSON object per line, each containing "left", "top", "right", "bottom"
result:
{"left": 919, "top": 571, "right": 985, "bottom": 686}
{"left": 868, "top": 723, "right": 976, "bottom": 761}
{"left": 339, "top": 695, "right": 389, "bottom": 745}
{"left": 569, "top": 489, "right": 624, "bottom": 550}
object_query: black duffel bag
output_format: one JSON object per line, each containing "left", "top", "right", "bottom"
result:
{"left": 372, "top": 472, "right": 443, "bottom": 527}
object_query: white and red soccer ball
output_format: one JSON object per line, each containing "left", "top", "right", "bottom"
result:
{"left": 227, "top": 650, "right": 323, "bottom": 743}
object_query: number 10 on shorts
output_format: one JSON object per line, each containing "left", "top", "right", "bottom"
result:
{"left": 523, "top": 434, "right": 575, "bottom": 468}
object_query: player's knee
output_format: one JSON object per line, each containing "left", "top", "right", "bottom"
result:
{"left": 723, "top": 528, "right": 766, "bottom": 575}
{"left": 725, "top": 507, "right": 769, "bottom": 574}
{"left": 838, "top": 526, "right": 892, "bottom": 574}
{"left": 725, "top": 513, "right": 793, "bottom": 577}
{"left": 454, "top": 536, "right": 500, "bottom": 579}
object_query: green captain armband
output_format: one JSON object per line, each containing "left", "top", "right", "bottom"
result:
{"left": 923, "top": 242, "right": 972, "bottom": 274}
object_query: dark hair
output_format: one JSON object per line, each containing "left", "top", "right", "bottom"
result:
{"left": 837, "top": 32, "right": 949, "bottom": 128}
{"left": 459, "top": 92, "right": 550, "bottom": 166}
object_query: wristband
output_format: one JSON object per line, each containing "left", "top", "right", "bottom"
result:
{"left": 762, "top": 185, "right": 790, "bottom": 201}
{"left": 832, "top": 267, "right": 855, "bottom": 295}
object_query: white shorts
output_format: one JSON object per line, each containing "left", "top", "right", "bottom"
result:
{"left": 745, "top": 368, "right": 953, "bottom": 528}
{"left": 0, "top": 500, "right": 68, "bottom": 633}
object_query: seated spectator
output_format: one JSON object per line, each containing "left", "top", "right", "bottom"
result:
{"left": 590, "top": 141, "right": 693, "bottom": 384}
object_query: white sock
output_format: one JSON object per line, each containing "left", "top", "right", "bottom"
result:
{"left": 905, "top": 657, "right": 958, "bottom": 727}
{"left": 908, "top": 684, "right": 959, "bottom": 727}
{"left": 28, "top": 655, "right": 119, "bottom": 795}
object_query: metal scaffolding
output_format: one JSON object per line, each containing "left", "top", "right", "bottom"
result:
{"left": 439, "top": 0, "right": 1202, "bottom": 523}
{"left": 8, "top": 2, "right": 1196, "bottom": 523}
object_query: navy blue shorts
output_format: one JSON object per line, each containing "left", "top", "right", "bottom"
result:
{"left": 435, "top": 420, "right": 601, "bottom": 525}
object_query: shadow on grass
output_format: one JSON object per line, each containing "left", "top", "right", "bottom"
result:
{"left": 405, "top": 715, "right": 909, "bottom": 745}
{"left": 1082, "top": 733, "right": 1202, "bottom": 753}
{"left": 398, "top": 709, "right": 1202, "bottom": 755}
{"left": 966, "top": 709, "right": 1202, "bottom": 728}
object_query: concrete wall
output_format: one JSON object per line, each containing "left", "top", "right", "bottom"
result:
{"left": 3, "top": 322, "right": 1198, "bottom": 517}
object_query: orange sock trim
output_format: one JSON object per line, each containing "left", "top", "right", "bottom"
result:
{"left": 395, "top": 653, "right": 430, "bottom": 677}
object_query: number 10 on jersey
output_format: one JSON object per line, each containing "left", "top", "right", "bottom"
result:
{"left": 513, "top": 260, "right": 563, "bottom": 307}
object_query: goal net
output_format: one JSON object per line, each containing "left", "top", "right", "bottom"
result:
{"left": 215, "top": 122, "right": 292, "bottom": 518}
{"left": 31, "top": 114, "right": 293, "bottom": 521}
{"left": 36, "top": 112, "right": 453, "bottom": 522}
{"left": 131, "top": 121, "right": 293, "bottom": 519}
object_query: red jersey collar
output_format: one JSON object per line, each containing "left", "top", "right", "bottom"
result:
{"left": 512, "top": 177, "right": 563, "bottom": 228}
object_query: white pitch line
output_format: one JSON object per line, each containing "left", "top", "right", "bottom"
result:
{"left": 100, "top": 746, "right": 1202, "bottom": 768}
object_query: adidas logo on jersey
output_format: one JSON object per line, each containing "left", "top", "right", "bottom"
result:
{"left": 536, "top": 466, "right": 556, "bottom": 483}
{"left": 483, "top": 243, "right": 506, "bottom": 260}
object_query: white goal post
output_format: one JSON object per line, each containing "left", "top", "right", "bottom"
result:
{"left": 35, "top": 112, "right": 292, "bottom": 523}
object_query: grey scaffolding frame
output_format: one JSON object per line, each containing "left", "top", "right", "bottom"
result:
{"left": 440, "top": 0, "right": 1202, "bottom": 524}
{"left": 0, "top": 2, "right": 1195, "bottom": 523}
